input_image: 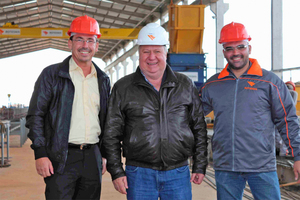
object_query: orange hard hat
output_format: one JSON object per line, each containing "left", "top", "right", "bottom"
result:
{"left": 67, "top": 15, "right": 101, "bottom": 38}
{"left": 285, "top": 81, "right": 296, "bottom": 91}
{"left": 219, "top": 22, "right": 251, "bottom": 44}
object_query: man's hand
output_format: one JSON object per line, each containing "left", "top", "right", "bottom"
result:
{"left": 190, "top": 173, "right": 205, "bottom": 185}
{"left": 113, "top": 176, "right": 128, "bottom": 194}
{"left": 36, "top": 157, "right": 54, "bottom": 178}
{"left": 102, "top": 158, "right": 107, "bottom": 175}
{"left": 293, "top": 160, "right": 300, "bottom": 183}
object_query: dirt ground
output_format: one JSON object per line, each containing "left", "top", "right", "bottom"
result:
{"left": 0, "top": 136, "right": 217, "bottom": 200}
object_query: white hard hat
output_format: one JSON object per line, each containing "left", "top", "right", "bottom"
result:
{"left": 137, "top": 23, "right": 169, "bottom": 46}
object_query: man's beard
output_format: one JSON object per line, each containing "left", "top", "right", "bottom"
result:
{"left": 228, "top": 55, "right": 249, "bottom": 70}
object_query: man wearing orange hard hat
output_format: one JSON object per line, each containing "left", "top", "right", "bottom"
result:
{"left": 200, "top": 22, "right": 300, "bottom": 199}
{"left": 26, "top": 15, "right": 110, "bottom": 199}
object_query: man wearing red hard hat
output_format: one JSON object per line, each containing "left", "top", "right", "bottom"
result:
{"left": 26, "top": 15, "right": 110, "bottom": 199}
{"left": 200, "top": 22, "right": 300, "bottom": 199}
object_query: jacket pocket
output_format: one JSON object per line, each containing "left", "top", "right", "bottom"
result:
{"left": 175, "top": 165, "right": 189, "bottom": 173}
{"left": 259, "top": 132, "right": 273, "bottom": 153}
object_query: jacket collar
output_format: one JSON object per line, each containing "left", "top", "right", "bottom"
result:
{"left": 58, "top": 55, "right": 72, "bottom": 78}
{"left": 218, "top": 58, "right": 263, "bottom": 79}
{"left": 133, "top": 64, "right": 178, "bottom": 87}
{"left": 58, "top": 55, "right": 108, "bottom": 80}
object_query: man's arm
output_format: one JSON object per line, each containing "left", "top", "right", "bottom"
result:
{"left": 36, "top": 157, "right": 54, "bottom": 177}
{"left": 102, "top": 85, "right": 126, "bottom": 181}
{"left": 113, "top": 176, "right": 128, "bottom": 194}
{"left": 190, "top": 173, "right": 205, "bottom": 185}
{"left": 98, "top": 76, "right": 111, "bottom": 174}
{"left": 99, "top": 76, "right": 111, "bottom": 159}
{"left": 26, "top": 67, "right": 54, "bottom": 176}
{"left": 102, "top": 158, "right": 107, "bottom": 175}
{"left": 272, "top": 79, "right": 300, "bottom": 181}
{"left": 190, "top": 84, "right": 208, "bottom": 177}
{"left": 199, "top": 83, "right": 214, "bottom": 116}
{"left": 293, "top": 161, "right": 300, "bottom": 183}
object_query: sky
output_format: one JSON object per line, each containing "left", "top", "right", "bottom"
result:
{"left": 0, "top": 0, "right": 299, "bottom": 107}
{"left": 203, "top": 0, "right": 300, "bottom": 80}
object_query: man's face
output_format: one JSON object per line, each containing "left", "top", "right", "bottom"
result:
{"left": 286, "top": 83, "right": 294, "bottom": 91}
{"left": 222, "top": 40, "right": 251, "bottom": 71}
{"left": 68, "top": 33, "right": 99, "bottom": 65}
{"left": 139, "top": 45, "right": 167, "bottom": 80}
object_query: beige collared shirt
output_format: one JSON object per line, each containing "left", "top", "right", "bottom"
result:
{"left": 68, "top": 57, "right": 101, "bottom": 144}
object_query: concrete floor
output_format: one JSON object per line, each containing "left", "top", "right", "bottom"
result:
{"left": 0, "top": 136, "right": 217, "bottom": 200}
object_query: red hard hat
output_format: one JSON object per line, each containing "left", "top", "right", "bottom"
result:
{"left": 285, "top": 81, "right": 296, "bottom": 91}
{"left": 67, "top": 15, "right": 101, "bottom": 38}
{"left": 219, "top": 22, "right": 251, "bottom": 44}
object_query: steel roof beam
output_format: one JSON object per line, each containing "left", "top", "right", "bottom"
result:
{"left": 66, "top": 0, "right": 154, "bottom": 11}
{"left": 52, "top": 1, "right": 147, "bottom": 18}
{"left": 0, "top": 0, "right": 37, "bottom": 8}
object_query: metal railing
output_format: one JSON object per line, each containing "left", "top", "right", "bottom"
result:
{"left": 10, "top": 118, "right": 28, "bottom": 147}
{"left": 0, "top": 120, "right": 10, "bottom": 167}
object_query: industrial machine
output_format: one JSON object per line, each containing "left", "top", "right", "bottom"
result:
{"left": 167, "top": 3, "right": 207, "bottom": 90}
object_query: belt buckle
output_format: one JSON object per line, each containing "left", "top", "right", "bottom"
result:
{"left": 80, "top": 144, "right": 86, "bottom": 150}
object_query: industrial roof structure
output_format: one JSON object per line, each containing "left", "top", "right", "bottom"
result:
{"left": 0, "top": 0, "right": 216, "bottom": 62}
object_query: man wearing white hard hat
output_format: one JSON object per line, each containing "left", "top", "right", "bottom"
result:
{"left": 26, "top": 15, "right": 110, "bottom": 199}
{"left": 103, "top": 23, "right": 208, "bottom": 199}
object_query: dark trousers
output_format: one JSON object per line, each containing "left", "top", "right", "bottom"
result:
{"left": 44, "top": 145, "right": 102, "bottom": 200}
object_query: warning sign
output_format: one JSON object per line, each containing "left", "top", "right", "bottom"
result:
{"left": 178, "top": 72, "right": 199, "bottom": 82}
{"left": 0, "top": 29, "right": 21, "bottom": 35}
{"left": 41, "top": 30, "right": 63, "bottom": 37}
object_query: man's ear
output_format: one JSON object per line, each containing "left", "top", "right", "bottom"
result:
{"left": 95, "top": 42, "right": 99, "bottom": 53}
{"left": 68, "top": 39, "right": 73, "bottom": 50}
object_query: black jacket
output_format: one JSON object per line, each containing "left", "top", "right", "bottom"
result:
{"left": 103, "top": 66, "right": 208, "bottom": 180}
{"left": 26, "top": 56, "right": 110, "bottom": 174}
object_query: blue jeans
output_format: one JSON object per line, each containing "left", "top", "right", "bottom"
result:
{"left": 215, "top": 170, "right": 281, "bottom": 200}
{"left": 125, "top": 165, "right": 192, "bottom": 200}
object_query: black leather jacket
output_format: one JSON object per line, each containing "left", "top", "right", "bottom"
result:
{"left": 103, "top": 66, "right": 208, "bottom": 180}
{"left": 26, "top": 56, "right": 110, "bottom": 174}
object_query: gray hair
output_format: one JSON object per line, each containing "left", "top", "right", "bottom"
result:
{"left": 138, "top": 45, "right": 168, "bottom": 53}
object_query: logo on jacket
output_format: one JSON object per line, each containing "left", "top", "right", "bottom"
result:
{"left": 148, "top": 35, "right": 155, "bottom": 40}
{"left": 245, "top": 81, "right": 257, "bottom": 90}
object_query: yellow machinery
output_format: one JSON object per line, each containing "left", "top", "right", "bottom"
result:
{"left": 168, "top": 4, "right": 205, "bottom": 54}
{"left": 167, "top": 2, "right": 207, "bottom": 90}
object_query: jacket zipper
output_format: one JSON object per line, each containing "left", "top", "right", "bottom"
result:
{"left": 232, "top": 78, "right": 239, "bottom": 171}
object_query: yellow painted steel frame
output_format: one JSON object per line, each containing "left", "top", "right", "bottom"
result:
{"left": 168, "top": 4, "right": 205, "bottom": 54}
{"left": 0, "top": 27, "right": 141, "bottom": 39}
